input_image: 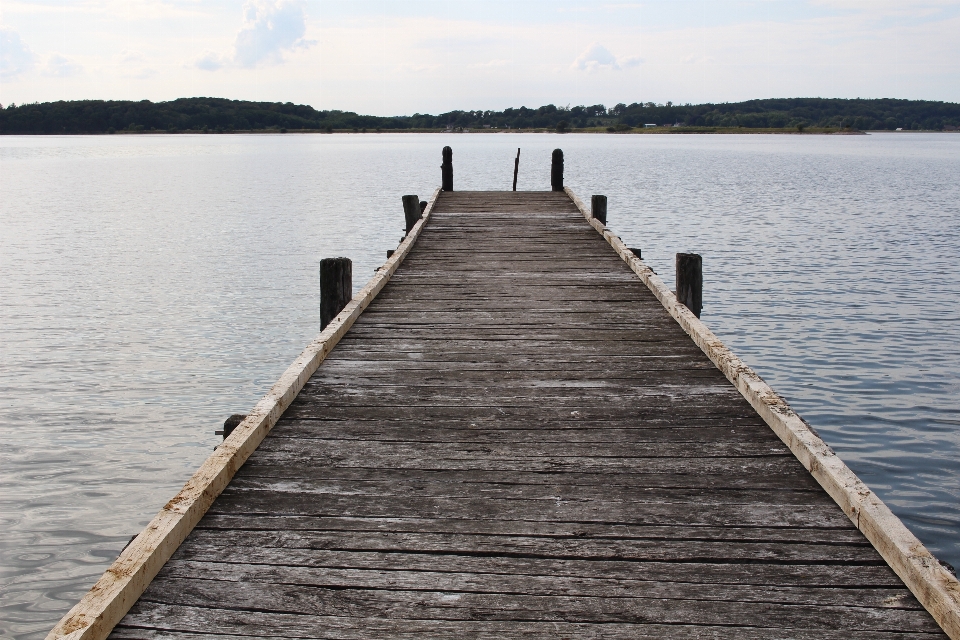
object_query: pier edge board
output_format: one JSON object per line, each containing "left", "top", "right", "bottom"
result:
{"left": 563, "top": 186, "right": 960, "bottom": 639}
{"left": 44, "top": 187, "right": 443, "bottom": 640}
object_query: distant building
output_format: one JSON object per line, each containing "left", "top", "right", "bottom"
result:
{"left": 644, "top": 123, "right": 657, "bottom": 128}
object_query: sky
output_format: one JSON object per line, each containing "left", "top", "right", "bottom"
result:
{"left": 1, "top": 0, "right": 959, "bottom": 114}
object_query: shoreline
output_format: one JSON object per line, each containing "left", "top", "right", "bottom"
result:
{"left": 3, "top": 127, "right": 956, "bottom": 136}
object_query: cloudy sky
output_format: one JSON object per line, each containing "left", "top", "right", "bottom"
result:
{"left": 1, "top": 1, "right": 958, "bottom": 114}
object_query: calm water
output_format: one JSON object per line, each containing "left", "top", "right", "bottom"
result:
{"left": 1, "top": 132, "right": 959, "bottom": 638}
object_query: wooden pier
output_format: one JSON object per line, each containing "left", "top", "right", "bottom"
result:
{"left": 50, "top": 184, "right": 960, "bottom": 639}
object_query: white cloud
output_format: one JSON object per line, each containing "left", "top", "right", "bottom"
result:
{"left": 808, "top": 0, "right": 957, "bottom": 16}
{"left": 233, "top": 0, "right": 313, "bottom": 68}
{"left": 195, "top": 51, "right": 226, "bottom": 71}
{"left": 469, "top": 59, "right": 512, "bottom": 69}
{"left": 0, "top": 27, "right": 36, "bottom": 80}
{"left": 117, "top": 50, "right": 157, "bottom": 79}
{"left": 573, "top": 43, "right": 619, "bottom": 70}
{"left": 572, "top": 43, "right": 642, "bottom": 72}
{"left": 42, "top": 53, "right": 83, "bottom": 78}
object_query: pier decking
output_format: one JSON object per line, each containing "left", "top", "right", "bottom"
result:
{"left": 54, "top": 190, "right": 956, "bottom": 638}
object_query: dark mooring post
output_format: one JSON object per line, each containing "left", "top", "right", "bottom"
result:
{"left": 320, "top": 257, "right": 352, "bottom": 329}
{"left": 402, "top": 195, "right": 422, "bottom": 234}
{"left": 419, "top": 200, "right": 428, "bottom": 214}
{"left": 513, "top": 148, "right": 520, "bottom": 191}
{"left": 675, "top": 253, "right": 703, "bottom": 318}
{"left": 441, "top": 146, "right": 453, "bottom": 191}
{"left": 591, "top": 195, "right": 607, "bottom": 225}
{"left": 551, "top": 149, "right": 564, "bottom": 191}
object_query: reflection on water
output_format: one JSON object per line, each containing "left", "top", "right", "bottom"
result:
{"left": 1, "top": 132, "right": 959, "bottom": 638}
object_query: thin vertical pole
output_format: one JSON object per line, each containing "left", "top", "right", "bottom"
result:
{"left": 512, "top": 148, "right": 520, "bottom": 191}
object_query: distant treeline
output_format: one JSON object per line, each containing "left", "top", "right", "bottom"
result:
{"left": 2, "top": 96, "right": 959, "bottom": 134}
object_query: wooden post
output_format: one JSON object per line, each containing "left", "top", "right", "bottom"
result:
{"left": 675, "top": 253, "right": 702, "bottom": 318}
{"left": 441, "top": 146, "right": 453, "bottom": 191}
{"left": 512, "top": 148, "right": 520, "bottom": 191}
{"left": 215, "top": 414, "right": 247, "bottom": 440}
{"left": 320, "top": 257, "right": 352, "bottom": 329}
{"left": 629, "top": 248, "right": 641, "bottom": 259}
{"left": 591, "top": 195, "right": 607, "bottom": 225}
{"left": 551, "top": 149, "right": 563, "bottom": 191}
{"left": 419, "top": 200, "right": 428, "bottom": 214}
{"left": 402, "top": 195, "right": 421, "bottom": 234}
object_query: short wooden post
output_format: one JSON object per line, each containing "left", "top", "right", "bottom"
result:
{"left": 402, "top": 195, "right": 421, "bottom": 234}
{"left": 419, "top": 200, "right": 428, "bottom": 214}
{"left": 591, "top": 195, "right": 607, "bottom": 225}
{"left": 512, "top": 148, "right": 520, "bottom": 191}
{"left": 551, "top": 149, "right": 564, "bottom": 191}
{"left": 215, "top": 414, "right": 247, "bottom": 440}
{"left": 320, "top": 257, "right": 352, "bottom": 329}
{"left": 441, "top": 146, "right": 453, "bottom": 191}
{"left": 629, "top": 248, "right": 641, "bottom": 259}
{"left": 675, "top": 253, "right": 702, "bottom": 318}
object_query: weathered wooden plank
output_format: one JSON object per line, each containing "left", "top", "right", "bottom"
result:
{"left": 279, "top": 403, "right": 785, "bottom": 422}
{"left": 231, "top": 463, "right": 821, "bottom": 491}
{"left": 313, "top": 359, "right": 721, "bottom": 374}
{"left": 110, "top": 616, "right": 949, "bottom": 640}
{"left": 236, "top": 451, "right": 814, "bottom": 478}
{"left": 238, "top": 453, "right": 819, "bottom": 480}
{"left": 110, "top": 626, "right": 947, "bottom": 640}
{"left": 284, "top": 391, "right": 753, "bottom": 411}
{"left": 324, "top": 342, "right": 709, "bottom": 358}
{"left": 192, "top": 514, "right": 862, "bottom": 544}
{"left": 262, "top": 423, "right": 781, "bottom": 444}
{"left": 222, "top": 476, "right": 829, "bottom": 508}
{"left": 248, "top": 436, "right": 792, "bottom": 462}
{"left": 222, "top": 473, "right": 826, "bottom": 501}
{"left": 250, "top": 432, "right": 792, "bottom": 459}
{"left": 273, "top": 407, "right": 769, "bottom": 425}
{"left": 128, "top": 582, "right": 942, "bottom": 633}
{"left": 205, "top": 492, "right": 854, "bottom": 529}
{"left": 174, "top": 527, "right": 879, "bottom": 564}
{"left": 156, "top": 560, "right": 925, "bottom": 609}
{"left": 298, "top": 379, "right": 742, "bottom": 395}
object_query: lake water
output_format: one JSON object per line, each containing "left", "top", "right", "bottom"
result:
{"left": 1, "top": 132, "right": 959, "bottom": 638}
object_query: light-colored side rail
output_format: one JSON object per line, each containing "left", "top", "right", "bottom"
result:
{"left": 46, "top": 187, "right": 443, "bottom": 640}
{"left": 565, "top": 186, "right": 960, "bottom": 639}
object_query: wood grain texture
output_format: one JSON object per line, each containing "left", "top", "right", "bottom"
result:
{"left": 74, "top": 189, "right": 953, "bottom": 638}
